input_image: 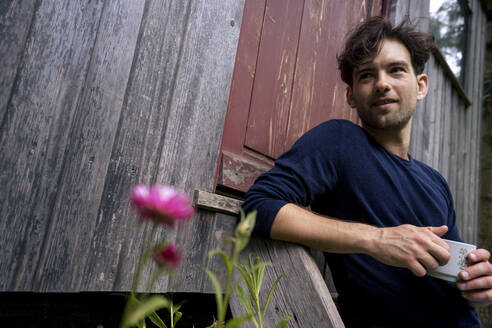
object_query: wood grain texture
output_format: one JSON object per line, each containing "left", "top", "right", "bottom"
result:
{"left": 82, "top": 0, "right": 245, "bottom": 293}
{"left": 193, "top": 190, "right": 242, "bottom": 215}
{"left": 244, "top": 0, "right": 304, "bottom": 159}
{"left": 0, "top": 0, "right": 36, "bottom": 124}
{"left": 0, "top": 0, "right": 106, "bottom": 291}
{"left": 0, "top": 0, "right": 244, "bottom": 292}
{"left": 229, "top": 237, "right": 345, "bottom": 328}
{"left": 152, "top": 0, "right": 244, "bottom": 293}
{"left": 32, "top": 0, "right": 147, "bottom": 292}
{"left": 81, "top": 0, "right": 190, "bottom": 292}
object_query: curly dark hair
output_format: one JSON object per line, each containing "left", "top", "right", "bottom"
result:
{"left": 337, "top": 16, "right": 436, "bottom": 86}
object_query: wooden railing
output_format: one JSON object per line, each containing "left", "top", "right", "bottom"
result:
{"left": 194, "top": 190, "right": 345, "bottom": 328}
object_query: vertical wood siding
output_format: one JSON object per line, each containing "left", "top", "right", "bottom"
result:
{"left": 393, "top": 0, "right": 486, "bottom": 244}
{"left": 0, "top": 0, "right": 244, "bottom": 292}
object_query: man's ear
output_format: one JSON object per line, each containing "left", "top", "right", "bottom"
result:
{"left": 346, "top": 86, "right": 356, "bottom": 108}
{"left": 416, "top": 73, "right": 428, "bottom": 101}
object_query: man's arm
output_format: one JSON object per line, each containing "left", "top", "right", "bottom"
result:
{"left": 271, "top": 203, "right": 451, "bottom": 277}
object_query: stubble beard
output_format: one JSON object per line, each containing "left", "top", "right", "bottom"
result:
{"left": 357, "top": 105, "right": 414, "bottom": 132}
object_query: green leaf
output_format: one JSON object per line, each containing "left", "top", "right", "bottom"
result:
{"left": 148, "top": 311, "right": 168, "bottom": 328}
{"left": 253, "top": 263, "right": 270, "bottom": 297}
{"left": 234, "top": 283, "right": 256, "bottom": 320}
{"left": 205, "top": 268, "right": 224, "bottom": 318}
{"left": 174, "top": 311, "right": 182, "bottom": 326}
{"left": 236, "top": 264, "right": 257, "bottom": 303}
{"left": 224, "top": 315, "right": 254, "bottom": 328}
{"left": 122, "top": 295, "right": 170, "bottom": 328}
{"left": 274, "top": 315, "right": 291, "bottom": 328}
{"left": 208, "top": 249, "right": 233, "bottom": 273}
{"left": 235, "top": 264, "right": 252, "bottom": 287}
{"left": 263, "top": 273, "right": 285, "bottom": 321}
{"left": 173, "top": 300, "right": 186, "bottom": 313}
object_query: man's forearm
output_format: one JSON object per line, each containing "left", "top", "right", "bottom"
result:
{"left": 270, "top": 203, "right": 451, "bottom": 277}
{"left": 270, "top": 203, "right": 378, "bottom": 254}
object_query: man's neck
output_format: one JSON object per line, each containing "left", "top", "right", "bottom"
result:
{"left": 362, "top": 120, "right": 412, "bottom": 160}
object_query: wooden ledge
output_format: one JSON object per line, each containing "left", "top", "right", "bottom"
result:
{"left": 193, "top": 190, "right": 242, "bottom": 215}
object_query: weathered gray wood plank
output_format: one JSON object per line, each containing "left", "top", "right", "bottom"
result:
{"left": 469, "top": 1, "right": 487, "bottom": 244}
{"left": 230, "top": 237, "right": 345, "bottom": 328}
{"left": 462, "top": 0, "right": 476, "bottom": 243}
{"left": 80, "top": 0, "right": 192, "bottom": 292}
{"left": 457, "top": 95, "right": 467, "bottom": 239}
{"left": 0, "top": 0, "right": 36, "bottom": 124}
{"left": 439, "top": 69, "right": 451, "bottom": 182}
{"left": 81, "top": 0, "right": 244, "bottom": 293}
{"left": 159, "top": 0, "right": 244, "bottom": 293}
{"left": 0, "top": 0, "right": 105, "bottom": 291}
{"left": 421, "top": 54, "right": 437, "bottom": 166}
{"left": 193, "top": 190, "right": 242, "bottom": 215}
{"left": 30, "top": 0, "right": 146, "bottom": 292}
{"left": 431, "top": 57, "right": 443, "bottom": 170}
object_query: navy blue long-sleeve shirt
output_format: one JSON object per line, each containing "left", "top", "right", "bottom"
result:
{"left": 242, "top": 119, "right": 480, "bottom": 327}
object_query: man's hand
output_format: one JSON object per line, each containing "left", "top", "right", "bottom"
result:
{"left": 456, "top": 249, "right": 492, "bottom": 306}
{"left": 368, "top": 224, "right": 451, "bottom": 277}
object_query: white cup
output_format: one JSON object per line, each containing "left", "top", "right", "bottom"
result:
{"left": 427, "top": 239, "right": 476, "bottom": 282}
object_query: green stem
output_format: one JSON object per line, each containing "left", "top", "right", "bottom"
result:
{"left": 255, "top": 297, "right": 262, "bottom": 328}
{"left": 218, "top": 241, "right": 241, "bottom": 328}
{"left": 170, "top": 295, "right": 174, "bottom": 328}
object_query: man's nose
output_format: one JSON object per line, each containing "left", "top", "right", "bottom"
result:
{"left": 375, "top": 72, "right": 390, "bottom": 93}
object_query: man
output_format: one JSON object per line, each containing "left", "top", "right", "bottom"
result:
{"left": 242, "top": 17, "right": 492, "bottom": 327}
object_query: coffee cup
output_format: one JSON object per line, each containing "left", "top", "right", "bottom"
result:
{"left": 427, "top": 239, "right": 476, "bottom": 282}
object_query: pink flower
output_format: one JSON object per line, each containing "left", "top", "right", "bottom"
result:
{"left": 131, "top": 184, "right": 150, "bottom": 207}
{"left": 130, "top": 184, "right": 194, "bottom": 226}
{"left": 153, "top": 243, "right": 181, "bottom": 268}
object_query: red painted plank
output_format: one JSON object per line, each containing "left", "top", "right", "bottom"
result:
{"left": 218, "top": 151, "right": 273, "bottom": 193}
{"left": 220, "top": 0, "right": 266, "bottom": 154}
{"left": 214, "top": 0, "right": 266, "bottom": 191}
{"left": 244, "top": 0, "right": 305, "bottom": 159}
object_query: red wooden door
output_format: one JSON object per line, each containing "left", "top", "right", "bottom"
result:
{"left": 216, "top": 0, "right": 387, "bottom": 194}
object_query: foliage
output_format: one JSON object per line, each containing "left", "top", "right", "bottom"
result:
{"left": 235, "top": 255, "right": 291, "bottom": 328}
{"left": 429, "top": 0, "right": 467, "bottom": 79}
{"left": 205, "top": 210, "right": 291, "bottom": 328}
{"left": 121, "top": 184, "right": 291, "bottom": 327}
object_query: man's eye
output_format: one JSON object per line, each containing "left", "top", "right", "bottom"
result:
{"left": 359, "top": 72, "right": 373, "bottom": 80}
{"left": 391, "top": 67, "right": 405, "bottom": 73}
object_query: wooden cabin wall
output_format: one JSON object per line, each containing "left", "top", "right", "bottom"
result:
{"left": 0, "top": 0, "right": 244, "bottom": 293}
{"left": 392, "top": 0, "right": 486, "bottom": 244}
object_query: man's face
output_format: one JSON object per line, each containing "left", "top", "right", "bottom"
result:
{"left": 346, "top": 39, "right": 428, "bottom": 131}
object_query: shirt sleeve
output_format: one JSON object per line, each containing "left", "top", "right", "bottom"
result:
{"left": 241, "top": 120, "right": 343, "bottom": 237}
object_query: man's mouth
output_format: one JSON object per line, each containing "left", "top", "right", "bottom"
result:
{"left": 372, "top": 98, "right": 398, "bottom": 108}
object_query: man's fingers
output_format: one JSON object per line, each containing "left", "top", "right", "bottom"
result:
{"left": 467, "top": 249, "right": 491, "bottom": 264}
{"left": 420, "top": 227, "right": 451, "bottom": 265}
{"left": 457, "top": 274, "right": 492, "bottom": 291}
{"left": 427, "top": 225, "right": 448, "bottom": 237}
{"left": 427, "top": 245, "right": 451, "bottom": 266}
{"left": 425, "top": 226, "right": 450, "bottom": 252}
{"left": 459, "top": 260, "right": 492, "bottom": 282}
{"left": 409, "top": 260, "right": 427, "bottom": 277}
{"left": 417, "top": 253, "right": 440, "bottom": 271}
{"left": 461, "top": 289, "right": 492, "bottom": 303}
